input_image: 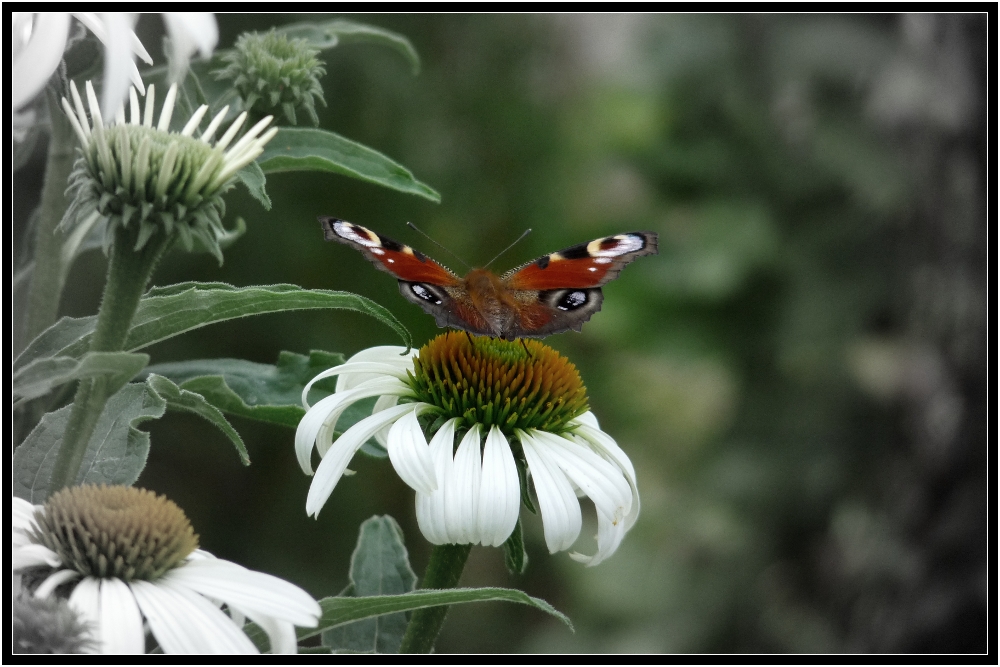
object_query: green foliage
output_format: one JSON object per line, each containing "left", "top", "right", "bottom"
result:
{"left": 257, "top": 128, "right": 441, "bottom": 202}
{"left": 322, "top": 516, "right": 417, "bottom": 653}
{"left": 276, "top": 19, "right": 421, "bottom": 74}
{"left": 13, "top": 351, "right": 149, "bottom": 407}
{"left": 15, "top": 282, "right": 411, "bottom": 370}
{"left": 502, "top": 518, "right": 529, "bottom": 575}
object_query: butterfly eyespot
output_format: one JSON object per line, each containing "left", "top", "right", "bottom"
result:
{"left": 410, "top": 283, "right": 443, "bottom": 305}
{"left": 557, "top": 290, "right": 588, "bottom": 311}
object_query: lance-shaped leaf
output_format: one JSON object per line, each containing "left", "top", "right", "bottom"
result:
{"left": 244, "top": 588, "right": 573, "bottom": 653}
{"left": 144, "top": 374, "right": 250, "bottom": 465}
{"left": 13, "top": 383, "right": 166, "bottom": 503}
{"left": 13, "top": 352, "right": 149, "bottom": 408}
{"left": 502, "top": 517, "right": 530, "bottom": 576}
{"left": 14, "top": 282, "right": 411, "bottom": 371}
{"left": 142, "top": 351, "right": 388, "bottom": 457}
{"left": 323, "top": 516, "right": 417, "bottom": 653}
{"left": 237, "top": 162, "right": 271, "bottom": 211}
{"left": 258, "top": 128, "right": 440, "bottom": 203}
{"left": 276, "top": 19, "right": 421, "bottom": 74}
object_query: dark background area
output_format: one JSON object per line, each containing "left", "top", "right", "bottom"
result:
{"left": 13, "top": 13, "right": 987, "bottom": 653}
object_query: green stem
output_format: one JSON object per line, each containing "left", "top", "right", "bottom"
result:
{"left": 47, "top": 225, "right": 171, "bottom": 495}
{"left": 399, "top": 543, "right": 472, "bottom": 654}
{"left": 20, "top": 89, "right": 76, "bottom": 352}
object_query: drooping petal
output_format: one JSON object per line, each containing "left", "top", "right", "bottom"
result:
{"left": 99, "top": 576, "right": 145, "bottom": 653}
{"left": 12, "top": 12, "right": 70, "bottom": 111}
{"left": 415, "top": 419, "right": 459, "bottom": 545}
{"left": 571, "top": 421, "right": 640, "bottom": 531}
{"left": 67, "top": 577, "right": 102, "bottom": 653}
{"left": 163, "top": 558, "right": 319, "bottom": 628}
{"left": 12, "top": 497, "right": 39, "bottom": 538}
{"left": 477, "top": 426, "right": 521, "bottom": 547}
{"left": 371, "top": 393, "right": 400, "bottom": 447}
{"left": 446, "top": 425, "right": 482, "bottom": 544}
{"left": 161, "top": 13, "right": 218, "bottom": 82}
{"left": 230, "top": 603, "right": 297, "bottom": 654}
{"left": 519, "top": 430, "right": 582, "bottom": 554}
{"left": 302, "top": 362, "right": 411, "bottom": 409}
{"left": 306, "top": 403, "right": 418, "bottom": 517}
{"left": 334, "top": 346, "right": 417, "bottom": 393}
{"left": 130, "top": 579, "right": 257, "bottom": 654}
{"left": 13, "top": 543, "right": 62, "bottom": 570}
{"left": 386, "top": 407, "right": 437, "bottom": 494}
{"left": 33, "top": 569, "right": 81, "bottom": 599}
{"left": 97, "top": 12, "right": 139, "bottom": 119}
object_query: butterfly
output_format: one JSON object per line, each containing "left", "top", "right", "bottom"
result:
{"left": 320, "top": 216, "right": 658, "bottom": 340}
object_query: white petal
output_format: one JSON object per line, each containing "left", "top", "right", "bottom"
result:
{"left": 12, "top": 497, "right": 40, "bottom": 534}
{"left": 68, "top": 577, "right": 102, "bottom": 653}
{"left": 571, "top": 422, "right": 640, "bottom": 530}
{"left": 12, "top": 12, "right": 70, "bottom": 111}
{"left": 386, "top": 408, "right": 437, "bottom": 494}
{"left": 143, "top": 83, "right": 155, "bottom": 127}
{"left": 231, "top": 603, "right": 298, "bottom": 654}
{"left": 200, "top": 105, "right": 229, "bottom": 143}
{"left": 415, "top": 419, "right": 459, "bottom": 545}
{"left": 571, "top": 410, "right": 600, "bottom": 429}
{"left": 130, "top": 579, "right": 257, "bottom": 654}
{"left": 446, "top": 425, "right": 482, "bottom": 544}
{"left": 371, "top": 393, "right": 400, "bottom": 447}
{"left": 12, "top": 543, "right": 62, "bottom": 570}
{"left": 99, "top": 577, "right": 145, "bottom": 653}
{"left": 306, "top": 403, "right": 418, "bottom": 517}
{"left": 214, "top": 111, "right": 246, "bottom": 150}
{"left": 34, "top": 569, "right": 80, "bottom": 599}
{"left": 336, "top": 346, "right": 418, "bottom": 393}
{"left": 97, "top": 12, "right": 137, "bottom": 119}
{"left": 157, "top": 83, "right": 178, "bottom": 131}
{"left": 163, "top": 558, "right": 320, "bottom": 628}
{"left": 519, "top": 430, "right": 581, "bottom": 554}
{"left": 303, "top": 361, "right": 411, "bottom": 408}
{"left": 477, "top": 426, "right": 521, "bottom": 547}
{"left": 294, "top": 377, "right": 410, "bottom": 475}
{"left": 180, "top": 104, "right": 209, "bottom": 137}
{"left": 163, "top": 12, "right": 218, "bottom": 58}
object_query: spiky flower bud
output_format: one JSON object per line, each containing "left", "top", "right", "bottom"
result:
{"left": 215, "top": 29, "right": 326, "bottom": 126}
{"left": 13, "top": 593, "right": 92, "bottom": 654}
{"left": 60, "top": 80, "right": 277, "bottom": 262}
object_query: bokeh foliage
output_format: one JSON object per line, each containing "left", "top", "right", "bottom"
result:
{"left": 13, "top": 13, "right": 985, "bottom": 653}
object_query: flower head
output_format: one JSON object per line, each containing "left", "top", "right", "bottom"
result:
{"left": 296, "top": 333, "right": 639, "bottom": 566}
{"left": 60, "top": 80, "right": 277, "bottom": 261}
{"left": 13, "top": 485, "right": 320, "bottom": 654}
{"left": 215, "top": 29, "right": 326, "bottom": 126}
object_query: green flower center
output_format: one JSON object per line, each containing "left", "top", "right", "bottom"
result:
{"left": 408, "top": 332, "right": 589, "bottom": 435}
{"left": 31, "top": 485, "right": 199, "bottom": 582}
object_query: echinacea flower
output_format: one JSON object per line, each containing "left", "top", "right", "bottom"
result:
{"left": 13, "top": 486, "right": 320, "bottom": 654}
{"left": 296, "top": 333, "right": 639, "bottom": 566}
{"left": 59, "top": 79, "right": 277, "bottom": 261}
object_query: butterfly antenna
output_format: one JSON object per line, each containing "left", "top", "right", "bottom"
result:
{"left": 519, "top": 338, "right": 534, "bottom": 359}
{"left": 406, "top": 222, "right": 470, "bottom": 270}
{"left": 483, "top": 228, "right": 532, "bottom": 269}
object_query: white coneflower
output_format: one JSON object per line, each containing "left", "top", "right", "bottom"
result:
{"left": 60, "top": 79, "right": 277, "bottom": 261}
{"left": 296, "top": 332, "right": 639, "bottom": 566}
{"left": 13, "top": 486, "right": 320, "bottom": 654}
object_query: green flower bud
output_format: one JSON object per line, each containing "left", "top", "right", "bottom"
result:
{"left": 215, "top": 29, "right": 326, "bottom": 126}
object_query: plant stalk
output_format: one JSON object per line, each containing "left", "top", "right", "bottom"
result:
{"left": 20, "top": 89, "right": 76, "bottom": 351}
{"left": 398, "top": 543, "right": 472, "bottom": 654}
{"left": 47, "top": 226, "right": 170, "bottom": 494}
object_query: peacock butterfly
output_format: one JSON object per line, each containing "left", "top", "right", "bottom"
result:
{"left": 319, "top": 216, "right": 658, "bottom": 339}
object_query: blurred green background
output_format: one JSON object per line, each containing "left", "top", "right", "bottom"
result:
{"left": 14, "top": 13, "right": 986, "bottom": 653}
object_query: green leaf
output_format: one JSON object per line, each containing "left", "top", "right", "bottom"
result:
{"left": 143, "top": 350, "right": 344, "bottom": 429}
{"left": 14, "top": 283, "right": 411, "bottom": 371}
{"left": 277, "top": 19, "right": 421, "bottom": 74}
{"left": 502, "top": 517, "right": 529, "bottom": 575}
{"left": 258, "top": 128, "right": 440, "bottom": 203}
{"left": 323, "top": 516, "right": 417, "bottom": 653}
{"left": 236, "top": 162, "right": 271, "bottom": 210}
{"left": 144, "top": 374, "right": 250, "bottom": 465}
{"left": 245, "top": 588, "right": 573, "bottom": 652}
{"left": 13, "top": 352, "right": 149, "bottom": 408}
{"left": 13, "top": 383, "right": 166, "bottom": 503}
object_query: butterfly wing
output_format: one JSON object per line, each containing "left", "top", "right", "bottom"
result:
{"left": 320, "top": 217, "right": 494, "bottom": 335}
{"left": 499, "top": 231, "right": 658, "bottom": 338}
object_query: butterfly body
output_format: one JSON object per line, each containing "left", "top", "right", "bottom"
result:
{"left": 320, "top": 217, "right": 657, "bottom": 339}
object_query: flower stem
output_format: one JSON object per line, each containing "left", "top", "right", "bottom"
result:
{"left": 20, "top": 90, "right": 76, "bottom": 352}
{"left": 398, "top": 543, "right": 472, "bottom": 654}
{"left": 47, "top": 225, "right": 170, "bottom": 495}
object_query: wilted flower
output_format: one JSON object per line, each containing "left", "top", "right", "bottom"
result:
{"left": 296, "top": 333, "right": 639, "bottom": 566}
